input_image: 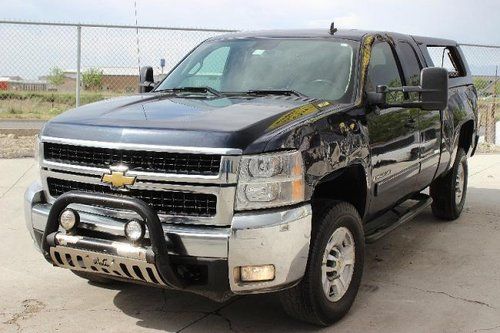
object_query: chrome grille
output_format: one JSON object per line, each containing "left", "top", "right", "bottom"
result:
{"left": 47, "top": 178, "right": 217, "bottom": 217}
{"left": 44, "top": 142, "right": 222, "bottom": 175}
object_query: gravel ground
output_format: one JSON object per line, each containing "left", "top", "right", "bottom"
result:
{"left": 0, "top": 134, "right": 37, "bottom": 159}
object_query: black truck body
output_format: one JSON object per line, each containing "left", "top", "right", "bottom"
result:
{"left": 25, "top": 28, "right": 478, "bottom": 326}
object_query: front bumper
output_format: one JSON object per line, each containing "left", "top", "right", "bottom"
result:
{"left": 25, "top": 181, "right": 312, "bottom": 298}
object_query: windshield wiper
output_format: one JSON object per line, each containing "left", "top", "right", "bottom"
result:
{"left": 156, "top": 86, "right": 224, "bottom": 97}
{"left": 245, "top": 89, "right": 309, "bottom": 99}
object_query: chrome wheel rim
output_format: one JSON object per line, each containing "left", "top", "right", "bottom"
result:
{"left": 455, "top": 161, "right": 465, "bottom": 204}
{"left": 321, "top": 227, "right": 355, "bottom": 302}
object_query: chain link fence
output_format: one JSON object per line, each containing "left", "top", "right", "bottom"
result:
{"left": 0, "top": 20, "right": 235, "bottom": 120}
{"left": 0, "top": 20, "right": 498, "bottom": 144}
{"left": 459, "top": 44, "right": 499, "bottom": 145}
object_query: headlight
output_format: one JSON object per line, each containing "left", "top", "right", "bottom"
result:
{"left": 236, "top": 150, "right": 305, "bottom": 210}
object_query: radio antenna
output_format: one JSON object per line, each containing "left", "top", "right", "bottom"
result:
{"left": 330, "top": 22, "right": 337, "bottom": 35}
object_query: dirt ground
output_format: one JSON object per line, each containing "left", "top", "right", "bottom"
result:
{"left": 0, "top": 134, "right": 36, "bottom": 158}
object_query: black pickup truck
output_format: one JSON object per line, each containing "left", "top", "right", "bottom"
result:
{"left": 25, "top": 26, "right": 478, "bottom": 325}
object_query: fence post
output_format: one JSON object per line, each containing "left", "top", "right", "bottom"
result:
{"left": 76, "top": 25, "right": 82, "bottom": 107}
{"left": 492, "top": 66, "right": 497, "bottom": 143}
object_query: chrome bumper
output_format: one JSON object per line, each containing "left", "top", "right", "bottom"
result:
{"left": 25, "top": 181, "right": 312, "bottom": 294}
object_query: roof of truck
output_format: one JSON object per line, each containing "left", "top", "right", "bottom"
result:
{"left": 210, "top": 29, "right": 458, "bottom": 46}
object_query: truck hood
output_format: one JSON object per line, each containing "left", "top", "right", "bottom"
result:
{"left": 42, "top": 94, "right": 344, "bottom": 151}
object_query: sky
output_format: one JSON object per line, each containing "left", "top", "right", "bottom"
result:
{"left": 0, "top": 0, "right": 498, "bottom": 80}
{"left": 1, "top": 0, "right": 499, "bottom": 45}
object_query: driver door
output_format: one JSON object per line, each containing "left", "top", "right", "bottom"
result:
{"left": 366, "top": 40, "right": 420, "bottom": 214}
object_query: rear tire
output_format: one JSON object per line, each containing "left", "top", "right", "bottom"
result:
{"left": 430, "top": 148, "right": 468, "bottom": 220}
{"left": 280, "top": 201, "right": 364, "bottom": 326}
{"left": 71, "top": 270, "right": 118, "bottom": 285}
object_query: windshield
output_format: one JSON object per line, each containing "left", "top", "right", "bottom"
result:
{"left": 156, "top": 38, "right": 358, "bottom": 102}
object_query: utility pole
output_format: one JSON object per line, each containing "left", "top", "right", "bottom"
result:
{"left": 76, "top": 26, "right": 82, "bottom": 107}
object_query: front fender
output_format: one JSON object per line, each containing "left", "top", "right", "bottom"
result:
{"left": 261, "top": 106, "right": 372, "bottom": 203}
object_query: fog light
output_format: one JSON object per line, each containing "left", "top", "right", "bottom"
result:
{"left": 59, "top": 209, "right": 79, "bottom": 231}
{"left": 240, "top": 265, "right": 275, "bottom": 282}
{"left": 124, "top": 219, "right": 145, "bottom": 242}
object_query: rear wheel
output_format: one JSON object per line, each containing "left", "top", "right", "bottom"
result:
{"left": 430, "top": 148, "right": 468, "bottom": 220}
{"left": 280, "top": 201, "right": 364, "bottom": 326}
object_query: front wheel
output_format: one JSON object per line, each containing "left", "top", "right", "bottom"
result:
{"left": 280, "top": 201, "right": 365, "bottom": 326}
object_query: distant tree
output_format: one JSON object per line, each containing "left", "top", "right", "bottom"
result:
{"left": 474, "top": 77, "right": 500, "bottom": 97}
{"left": 473, "top": 78, "right": 489, "bottom": 91}
{"left": 82, "top": 68, "right": 104, "bottom": 91}
{"left": 47, "top": 67, "right": 65, "bottom": 87}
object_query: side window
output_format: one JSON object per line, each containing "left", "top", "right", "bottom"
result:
{"left": 366, "top": 42, "right": 403, "bottom": 102}
{"left": 181, "top": 46, "right": 230, "bottom": 89}
{"left": 398, "top": 42, "right": 422, "bottom": 86}
{"left": 366, "top": 42, "right": 403, "bottom": 90}
{"left": 426, "top": 46, "right": 465, "bottom": 78}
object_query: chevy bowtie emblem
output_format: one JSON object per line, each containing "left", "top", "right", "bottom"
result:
{"left": 101, "top": 166, "right": 136, "bottom": 189}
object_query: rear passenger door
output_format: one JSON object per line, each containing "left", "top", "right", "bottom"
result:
{"left": 395, "top": 40, "right": 442, "bottom": 190}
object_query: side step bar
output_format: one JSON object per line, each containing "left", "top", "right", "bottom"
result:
{"left": 365, "top": 194, "right": 433, "bottom": 243}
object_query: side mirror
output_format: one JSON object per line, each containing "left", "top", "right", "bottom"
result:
{"left": 139, "top": 66, "right": 155, "bottom": 93}
{"left": 367, "top": 67, "right": 448, "bottom": 111}
{"left": 420, "top": 67, "right": 448, "bottom": 111}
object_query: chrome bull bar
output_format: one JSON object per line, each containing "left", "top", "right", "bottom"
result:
{"left": 49, "top": 234, "right": 166, "bottom": 286}
{"left": 42, "top": 191, "right": 184, "bottom": 289}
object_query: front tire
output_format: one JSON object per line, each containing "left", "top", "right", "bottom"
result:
{"left": 430, "top": 148, "right": 468, "bottom": 220}
{"left": 280, "top": 201, "right": 365, "bottom": 326}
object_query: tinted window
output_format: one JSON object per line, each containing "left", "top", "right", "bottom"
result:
{"left": 181, "top": 46, "right": 230, "bottom": 90}
{"left": 158, "top": 39, "right": 359, "bottom": 101}
{"left": 366, "top": 42, "right": 403, "bottom": 103}
{"left": 192, "top": 47, "right": 229, "bottom": 75}
{"left": 366, "top": 42, "right": 402, "bottom": 90}
{"left": 398, "top": 43, "right": 421, "bottom": 86}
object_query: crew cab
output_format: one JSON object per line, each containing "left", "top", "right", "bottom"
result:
{"left": 25, "top": 26, "right": 478, "bottom": 325}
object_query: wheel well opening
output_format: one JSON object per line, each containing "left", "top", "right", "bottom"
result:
{"left": 312, "top": 165, "right": 367, "bottom": 218}
{"left": 459, "top": 120, "right": 474, "bottom": 154}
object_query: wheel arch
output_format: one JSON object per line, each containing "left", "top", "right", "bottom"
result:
{"left": 458, "top": 119, "right": 475, "bottom": 155}
{"left": 311, "top": 164, "right": 369, "bottom": 220}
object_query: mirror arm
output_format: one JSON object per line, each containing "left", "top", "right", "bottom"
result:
{"left": 139, "top": 81, "right": 156, "bottom": 88}
{"left": 376, "top": 85, "right": 422, "bottom": 94}
{"left": 377, "top": 85, "right": 441, "bottom": 95}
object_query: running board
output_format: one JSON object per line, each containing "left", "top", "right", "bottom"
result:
{"left": 365, "top": 194, "right": 433, "bottom": 243}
